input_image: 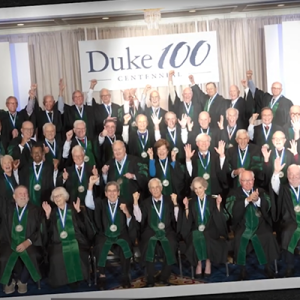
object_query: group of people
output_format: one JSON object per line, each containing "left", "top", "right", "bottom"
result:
{"left": 0, "top": 69, "right": 299, "bottom": 294}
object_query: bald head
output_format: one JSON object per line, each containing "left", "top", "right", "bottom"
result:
{"left": 271, "top": 82, "right": 282, "bottom": 97}
{"left": 182, "top": 87, "right": 193, "bottom": 103}
{"left": 198, "top": 111, "right": 211, "bottom": 129}
{"left": 229, "top": 85, "right": 240, "bottom": 100}
{"left": 287, "top": 164, "right": 300, "bottom": 187}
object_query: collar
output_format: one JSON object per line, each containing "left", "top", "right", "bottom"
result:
{"left": 33, "top": 161, "right": 43, "bottom": 166}
{"left": 108, "top": 198, "right": 118, "bottom": 205}
{"left": 167, "top": 126, "right": 176, "bottom": 132}
{"left": 153, "top": 196, "right": 163, "bottom": 202}
{"left": 45, "top": 138, "right": 55, "bottom": 144}
{"left": 231, "top": 98, "right": 239, "bottom": 105}
{"left": 116, "top": 154, "right": 127, "bottom": 165}
{"left": 46, "top": 110, "right": 53, "bottom": 113}
{"left": 263, "top": 123, "right": 272, "bottom": 127}
{"left": 76, "top": 162, "right": 84, "bottom": 168}
{"left": 200, "top": 151, "right": 209, "bottom": 155}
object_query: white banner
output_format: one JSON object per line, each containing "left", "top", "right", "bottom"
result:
{"left": 78, "top": 32, "right": 219, "bottom": 90}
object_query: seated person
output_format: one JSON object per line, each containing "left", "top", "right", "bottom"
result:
{"left": 42, "top": 187, "right": 94, "bottom": 289}
{"left": 180, "top": 177, "right": 229, "bottom": 278}
{"left": 226, "top": 170, "right": 279, "bottom": 280}
{"left": 133, "top": 178, "right": 179, "bottom": 287}
{"left": 85, "top": 178, "right": 135, "bottom": 290}
{"left": 0, "top": 186, "right": 42, "bottom": 294}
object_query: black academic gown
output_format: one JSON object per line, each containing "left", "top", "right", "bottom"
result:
{"left": 19, "top": 161, "right": 55, "bottom": 206}
{"left": 43, "top": 138, "right": 64, "bottom": 171}
{"left": 0, "top": 109, "right": 31, "bottom": 151}
{"left": 283, "top": 120, "right": 297, "bottom": 146}
{"left": 180, "top": 196, "right": 229, "bottom": 265}
{"left": 137, "top": 195, "right": 178, "bottom": 267}
{"left": 93, "top": 197, "right": 136, "bottom": 266}
{"left": 7, "top": 137, "right": 36, "bottom": 168}
{"left": 105, "top": 155, "right": 149, "bottom": 205}
{"left": 252, "top": 123, "right": 282, "bottom": 148}
{"left": 63, "top": 104, "right": 96, "bottom": 140}
{"left": 253, "top": 89, "right": 293, "bottom": 127}
{"left": 117, "top": 104, "right": 143, "bottom": 130}
{"left": 92, "top": 100, "right": 122, "bottom": 135}
{"left": 100, "top": 134, "right": 123, "bottom": 166}
{"left": 44, "top": 204, "right": 94, "bottom": 287}
{"left": 219, "top": 125, "right": 243, "bottom": 149}
{"left": 0, "top": 202, "right": 43, "bottom": 283}
{"left": 226, "top": 187, "right": 279, "bottom": 265}
{"left": 144, "top": 106, "right": 167, "bottom": 132}
{"left": 0, "top": 172, "right": 18, "bottom": 201}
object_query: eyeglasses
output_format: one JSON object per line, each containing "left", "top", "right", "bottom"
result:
{"left": 53, "top": 194, "right": 63, "bottom": 199}
{"left": 272, "top": 137, "right": 285, "bottom": 141}
{"left": 240, "top": 179, "right": 254, "bottom": 182}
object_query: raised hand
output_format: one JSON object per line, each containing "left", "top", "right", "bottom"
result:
{"left": 183, "top": 197, "right": 189, "bottom": 208}
{"left": 168, "top": 70, "right": 175, "bottom": 80}
{"left": 251, "top": 189, "right": 259, "bottom": 202}
{"left": 216, "top": 194, "right": 222, "bottom": 210}
{"left": 246, "top": 70, "right": 253, "bottom": 80}
{"left": 143, "top": 84, "right": 151, "bottom": 94}
{"left": 13, "top": 159, "right": 20, "bottom": 171}
{"left": 89, "top": 174, "right": 99, "bottom": 188}
{"left": 100, "top": 129, "right": 108, "bottom": 137}
{"left": 73, "top": 197, "right": 81, "bottom": 212}
{"left": 288, "top": 140, "right": 298, "bottom": 156}
{"left": 261, "top": 146, "right": 272, "bottom": 162}
{"left": 12, "top": 128, "right": 19, "bottom": 138}
{"left": 249, "top": 113, "right": 259, "bottom": 125}
{"left": 214, "top": 140, "right": 226, "bottom": 158}
{"left": 62, "top": 168, "right": 69, "bottom": 181}
{"left": 53, "top": 159, "right": 59, "bottom": 171}
{"left": 42, "top": 201, "right": 52, "bottom": 219}
{"left": 151, "top": 114, "right": 162, "bottom": 126}
{"left": 123, "top": 172, "right": 135, "bottom": 179}
{"left": 217, "top": 115, "right": 224, "bottom": 130}
{"left": 274, "top": 156, "right": 286, "bottom": 174}
{"left": 170, "top": 193, "right": 178, "bottom": 205}
{"left": 92, "top": 165, "right": 99, "bottom": 176}
{"left": 102, "top": 165, "right": 110, "bottom": 175}
{"left": 188, "top": 75, "right": 195, "bottom": 85}
{"left": 123, "top": 114, "right": 131, "bottom": 125}
{"left": 187, "top": 118, "right": 194, "bottom": 132}
{"left": 171, "top": 149, "right": 177, "bottom": 162}
{"left": 133, "top": 191, "right": 140, "bottom": 205}
{"left": 43, "top": 144, "right": 50, "bottom": 154}
{"left": 59, "top": 78, "right": 65, "bottom": 96}
{"left": 90, "top": 79, "right": 97, "bottom": 90}
{"left": 178, "top": 114, "right": 187, "bottom": 129}
{"left": 184, "top": 144, "right": 195, "bottom": 161}
{"left": 147, "top": 148, "right": 154, "bottom": 160}
{"left": 66, "top": 129, "right": 73, "bottom": 141}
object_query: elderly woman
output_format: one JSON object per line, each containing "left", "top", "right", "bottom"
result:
{"left": 0, "top": 155, "right": 19, "bottom": 200}
{"left": 42, "top": 187, "right": 94, "bottom": 289}
{"left": 147, "top": 139, "right": 186, "bottom": 200}
{"left": 180, "top": 177, "right": 229, "bottom": 278}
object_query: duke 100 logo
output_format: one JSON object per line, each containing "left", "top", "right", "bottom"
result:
{"left": 78, "top": 32, "right": 219, "bottom": 90}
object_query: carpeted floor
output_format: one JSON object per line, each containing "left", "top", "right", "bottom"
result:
{"left": 1, "top": 251, "right": 300, "bottom": 297}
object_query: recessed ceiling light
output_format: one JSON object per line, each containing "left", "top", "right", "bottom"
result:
{"left": 102, "top": 17, "right": 109, "bottom": 20}
{"left": 189, "top": 10, "right": 196, "bottom": 13}
{"left": 17, "top": 23, "right": 24, "bottom": 26}
{"left": 277, "top": 4, "right": 285, "bottom": 6}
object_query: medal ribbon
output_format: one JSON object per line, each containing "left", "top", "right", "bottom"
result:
{"left": 242, "top": 188, "right": 257, "bottom": 208}
{"left": 33, "top": 162, "right": 43, "bottom": 183}
{"left": 198, "top": 151, "right": 210, "bottom": 171}
{"left": 75, "top": 164, "right": 84, "bottom": 184}
{"left": 76, "top": 137, "right": 87, "bottom": 152}
{"left": 107, "top": 136, "right": 115, "bottom": 145}
{"left": 9, "top": 113, "right": 16, "bottom": 128}
{"left": 197, "top": 196, "right": 207, "bottom": 224}
{"left": 152, "top": 198, "right": 163, "bottom": 221}
{"left": 262, "top": 124, "right": 272, "bottom": 142}
{"left": 290, "top": 185, "right": 300, "bottom": 203}
{"left": 58, "top": 203, "right": 67, "bottom": 229}
{"left": 200, "top": 127, "right": 210, "bottom": 135}
{"left": 152, "top": 107, "right": 160, "bottom": 117}
{"left": 105, "top": 105, "right": 111, "bottom": 116}
{"left": 4, "top": 173, "right": 14, "bottom": 192}
{"left": 207, "top": 94, "right": 217, "bottom": 111}
{"left": 183, "top": 102, "right": 192, "bottom": 115}
{"left": 159, "top": 158, "right": 168, "bottom": 179}
{"left": 270, "top": 96, "right": 281, "bottom": 109}
{"left": 115, "top": 155, "right": 127, "bottom": 176}
{"left": 16, "top": 204, "right": 27, "bottom": 224}
{"left": 108, "top": 199, "right": 119, "bottom": 224}
{"left": 45, "top": 139, "right": 56, "bottom": 157}
{"left": 76, "top": 105, "right": 84, "bottom": 118}
{"left": 228, "top": 125, "right": 237, "bottom": 139}
{"left": 46, "top": 111, "right": 53, "bottom": 123}
{"left": 238, "top": 146, "right": 249, "bottom": 167}
{"left": 275, "top": 148, "right": 285, "bottom": 166}
{"left": 137, "top": 130, "right": 148, "bottom": 151}
{"left": 167, "top": 128, "right": 177, "bottom": 146}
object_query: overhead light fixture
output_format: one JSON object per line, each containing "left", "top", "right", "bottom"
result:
{"left": 17, "top": 23, "right": 24, "bottom": 26}
{"left": 189, "top": 10, "right": 196, "bottom": 13}
{"left": 102, "top": 17, "right": 109, "bottom": 20}
{"left": 277, "top": 4, "right": 285, "bottom": 6}
{"left": 143, "top": 8, "right": 161, "bottom": 30}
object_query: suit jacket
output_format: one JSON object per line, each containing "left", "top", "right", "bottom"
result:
{"left": 252, "top": 123, "right": 282, "bottom": 148}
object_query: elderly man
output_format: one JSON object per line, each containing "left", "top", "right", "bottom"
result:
{"left": 133, "top": 178, "right": 179, "bottom": 287}
{"left": 225, "top": 84, "right": 253, "bottom": 129}
{"left": 0, "top": 185, "right": 42, "bottom": 294}
{"left": 226, "top": 170, "right": 279, "bottom": 280}
{"left": 262, "top": 131, "right": 299, "bottom": 185}
{"left": 248, "top": 107, "right": 282, "bottom": 149}
{"left": 99, "top": 119, "right": 123, "bottom": 166}
{"left": 58, "top": 145, "right": 101, "bottom": 205}
{"left": 85, "top": 178, "right": 135, "bottom": 289}
{"left": 102, "top": 141, "right": 148, "bottom": 205}
{"left": 42, "top": 123, "right": 63, "bottom": 170}
{"left": 271, "top": 162, "right": 300, "bottom": 277}
{"left": 58, "top": 82, "right": 96, "bottom": 139}
{"left": 7, "top": 121, "right": 36, "bottom": 168}
{"left": 283, "top": 105, "right": 300, "bottom": 142}
{"left": 188, "top": 75, "right": 226, "bottom": 129}
{"left": 225, "top": 130, "right": 263, "bottom": 188}
{"left": 0, "top": 96, "right": 32, "bottom": 151}
{"left": 247, "top": 70, "right": 293, "bottom": 127}
{"left": 140, "top": 88, "right": 168, "bottom": 131}
{"left": 86, "top": 81, "right": 122, "bottom": 135}
{"left": 19, "top": 143, "right": 57, "bottom": 206}
{"left": 168, "top": 72, "right": 203, "bottom": 124}
{"left": 123, "top": 114, "right": 156, "bottom": 163}
{"left": 184, "top": 134, "right": 227, "bottom": 196}
{"left": 62, "top": 120, "right": 101, "bottom": 168}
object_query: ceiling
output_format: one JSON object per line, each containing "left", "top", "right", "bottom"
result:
{"left": 0, "top": 0, "right": 299, "bottom": 30}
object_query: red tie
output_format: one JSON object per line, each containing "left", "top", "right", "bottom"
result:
{"left": 265, "top": 126, "right": 269, "bottom": 132}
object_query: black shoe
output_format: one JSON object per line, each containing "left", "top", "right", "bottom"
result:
{"left": 238, "top": 267, "right": 247, "bottom": 281}
{"left": 194, "top": 273, "right": 202, "bottom": 279}
{"left": 204, "top": 273, "right": 211, "bottom": 279}
{"left": 284, "top": 268, "right": 294, "bottom": 278}
{"left": 68, "top": 282, "right": 79, "bottom": 290}
{"left": 264, "top": 266, "right": 275, "bottom": 279}
{"left": 122, "top": 274, "right": 131, "bottom": 288}
{"left": 156, "top": 276, "right": 171, "bottom": 286}
{"left": 97, "top": 277, "right": 107, "bottom": 290}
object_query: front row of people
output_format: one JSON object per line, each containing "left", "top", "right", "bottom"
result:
{"left": 1, "top": 166, "right": 300, "bottom": 293}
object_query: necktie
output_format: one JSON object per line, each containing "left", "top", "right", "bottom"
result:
{"left": 80, "top": 138, "right": 85, "bottom": 144}
{"left": 270, "top": 98, "right": 275, "bottom": 106}
{"left": 110, "top": 202, "right": 116, "bottom": 212}
{"left": 129, "top": 106, "right": 134, "bottom": 117}
{"left": 48, "top": 112, "right": 53, "bottom": 121}
{"left": 265, "top": 125, "right": 269, "bottom": 133}
{"left": 240, "top": 150, "right": 245, "bottom": 158}
{"left": 230, "top": 102, "right": 234, "bottom": 108}
{"left": 277, "top": 150, "right": 282, "bottom": 157}
{"left": 10, "top": 113, "right": 15, "bottom": 121}
{"left": 295, "top": 187, "right": 299, "bottom": 193}
{"left": 107, "top": 105, "right": 111, "bottom": 114}
{"left": 154, "top": 200, "right": 161, "bottom": 211}
{"left": 170, "top": 130, "right": 175, "bottom": 138}
{"left": 77, "top": 166, "right": 82, "bottom": 175}
{"left": 35, "top": 164, "right": 41, "bottom": 173}
{"left": 78, "top": 106, "right": 83, "bottom": 113}
{"left": 202, "top": 153, "right": 206, "bottom": 160}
